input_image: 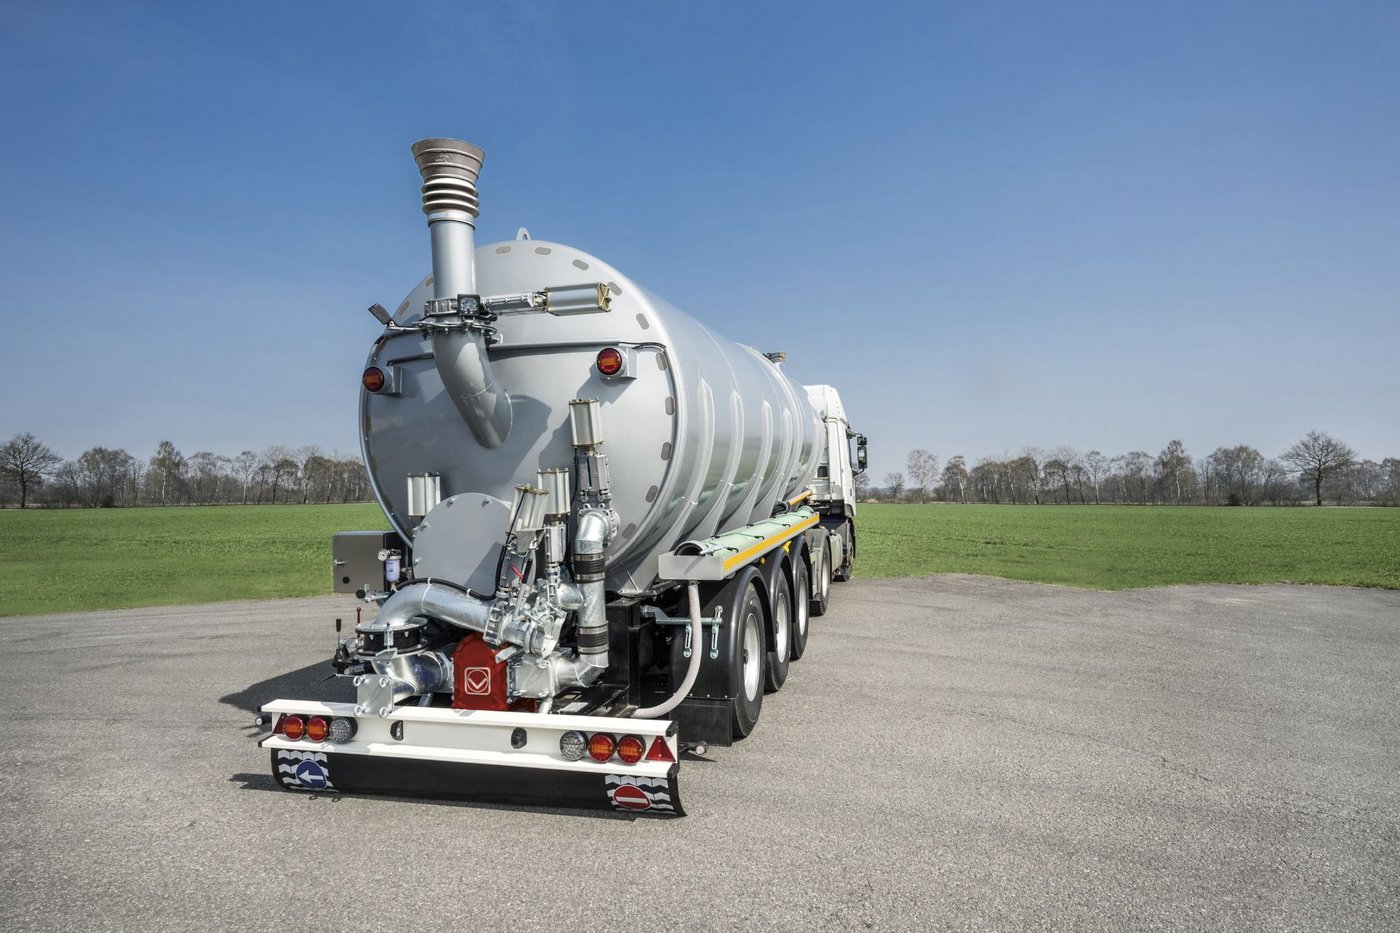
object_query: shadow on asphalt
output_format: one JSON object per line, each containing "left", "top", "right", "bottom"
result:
{"left": 220, "top": 660, "right": 355, "bottom": 714}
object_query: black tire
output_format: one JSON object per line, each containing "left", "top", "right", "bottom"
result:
{"left": 731, "top": 579, "right": 766, "bottom": 739}
{"left": 833, "top": 521, "right": 854, "bottom": 582}
{"left": 810, "top": 542, "right": 832, "bottom": 617}
{"left": 764, "top": 572, "right": 792, "bottom": 693}
{"left": 789, "top": 554, "right": 810, "bottom": 660}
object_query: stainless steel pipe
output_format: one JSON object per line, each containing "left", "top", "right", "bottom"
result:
{"left": 411, "top": 137, "right": 512, "bottom": 448}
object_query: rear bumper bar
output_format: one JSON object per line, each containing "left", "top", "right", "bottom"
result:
{"left": 259, "top": 700, "right": 684, "bottom": 816}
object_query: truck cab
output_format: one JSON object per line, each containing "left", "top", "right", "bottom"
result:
{"left": 804, "top": 384, "right": 866, "bottom": 582}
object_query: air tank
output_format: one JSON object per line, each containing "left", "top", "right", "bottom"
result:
{"left": 361, "top": 139, "right": 821, "bottom": 596}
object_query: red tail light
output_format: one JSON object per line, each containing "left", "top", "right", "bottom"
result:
{"left": 305, "top": 716, "right": 330, "bottom": 743}
{"left": 616, "top": 735, "right": 645, "bottom": 764}
{"left": 587, "top": 733, "right": 616, "bottom": 762}
{"left": 645, "top": 736, "right": 676, "bottom": 763}
{"left": 596, "top": 347, "right": 624, "bottom": 376}
{"left": 281, "top": 715, "right": 306, "bottom": 741}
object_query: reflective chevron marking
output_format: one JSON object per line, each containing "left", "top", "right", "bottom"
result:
{"left": 605, "top": 774, "right": 675, "bottom": 813}
{"left": 274, "top": 750, "right": 335, "bottom": 791}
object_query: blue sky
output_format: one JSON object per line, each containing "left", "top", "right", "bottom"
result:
{"left": 2, "top": 1, "right": 1396, "bottom": 476}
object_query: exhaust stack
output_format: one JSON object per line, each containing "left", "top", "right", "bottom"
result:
{"left": 411, "top": 137, "right": 512, "bottom": 448}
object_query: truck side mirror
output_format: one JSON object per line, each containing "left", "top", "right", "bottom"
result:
{"left": 856, "top": 437, "right": 868, "bottom": 473}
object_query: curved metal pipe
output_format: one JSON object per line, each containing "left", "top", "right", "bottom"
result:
{"left": 376, "top": 651, "right": 454, "bottom": 702}
{"left": 433, "top": 328, "right": 513, "bottom": 448}
{"left": 411, "top": 137, "right": 512, "bottom": 448}
{"left": 373, "top": 580, "right": 493, "bottom": 636}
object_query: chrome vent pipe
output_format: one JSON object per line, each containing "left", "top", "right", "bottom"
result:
{"left": 412, "top": 137, "right": 513, "bottom": 448}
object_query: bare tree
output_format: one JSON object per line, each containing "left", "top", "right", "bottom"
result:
{"left": 0, "top": 432, "right": 63, "bottom": 508}
{"left": 1205, "top": 445, "right": 1264, "bottom": 505}
{"left": 1067, "top": 460, "right": 1089, "bottom": 503}
{"left": 1281, "top": 430, "right": 1356, "bottom": 506}
{"left": 970, "top": 457, "right": 1007, "bottom": 503}
{"left": 939, "top": 455, "right": 968, "bottom": 503}
{"left": 76, "top": 447, "right": 137, "bottom": 507}
{"left": 882, "top": 471, "right": 904, "bottom": 503}
{"left": 1114, "top": 451, "right": 1153, "bottom": 504}
{"left": 43, "top": 461, "right": 83, "bottom": 508}
{"left": 906, "top": 449, "right": 938, "bottom": 503}
{"left": 1156, "top": 439, "right": 1191, "bottom": 505}
{"left": 1083, "top": 450, "right": 1107, "bottom": 504}
{"left": 1007, "top": 452, "right": 1041, "bottom": 504}
{"left": 234, "top": 450, "right": 258, "bottom": 504}
{"left": 1382, "top": 458, "right": 1400, "bottom": 506}
{"left": 147, "top": 440, "right": 186, "bottom": 506}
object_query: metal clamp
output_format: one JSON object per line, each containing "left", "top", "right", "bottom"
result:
{"left": 643, "top": 606, "right": 723, "bottom": 660}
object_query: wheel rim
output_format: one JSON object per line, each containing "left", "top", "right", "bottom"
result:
{"left": 820, "top": 553, "right": 831, "bottom": 601}
{"left": 774, "top": 591, "right": 790, "bottom": 662}
{"left": 742, "top": 608, "right": 762, "bottom": 700}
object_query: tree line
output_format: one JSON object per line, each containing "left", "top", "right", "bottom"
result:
{"left": 0, "top": 432, "right": 373, "bottom": 509}
{"left": 871, "top": 431, "right": 1400, "bottom": 507}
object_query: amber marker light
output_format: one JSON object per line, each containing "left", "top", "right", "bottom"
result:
{"left": 596, "top": 347, "right": 624, "bottom": 377}
{"left": 362, "top": 367, "right": 387, "bottom": 392}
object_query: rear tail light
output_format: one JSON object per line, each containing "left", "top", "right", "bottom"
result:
{"left": 305, "top": 716, "right": 330, "bottom": 743}
{"left": 560, "top": 731, "right": 587, "bottom": 761}
{"left": 616, "top": 735, "right": 645, "bottom": 764}
{"left": 271, "top": 712, "right": 353, "bottom": 743}
{"left": 328, "top": 717, "right": 356, "bottom": 744}
{"left": 596, "top": 347, "right": 625, "bottom": 377}
{"left": 362, "top": 367, "right": 387, "bottom": 392}
{"left": 587, "top": 733, "right": 616, "bottom": 762}
{"left": 645, "top": 735, "right": 676, "bottom": 762}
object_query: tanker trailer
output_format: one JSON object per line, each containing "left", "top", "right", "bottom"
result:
{"left": 258, "top": 137, "right": 867, "bottom": 815}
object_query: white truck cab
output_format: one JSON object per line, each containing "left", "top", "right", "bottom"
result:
{"left": 804, "top": 384, "right": 867, "bottom": 582}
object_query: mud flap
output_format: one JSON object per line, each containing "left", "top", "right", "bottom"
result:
{"left": 269, "top": 749, "right": 684, "bottom": 816}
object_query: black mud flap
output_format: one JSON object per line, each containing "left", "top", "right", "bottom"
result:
{"left": 270, "top": 749, "right": 684, "bottom": 816}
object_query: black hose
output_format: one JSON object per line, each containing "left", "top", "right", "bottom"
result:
{"left": 393, "top": 572, "right": 492, "bottom": 600}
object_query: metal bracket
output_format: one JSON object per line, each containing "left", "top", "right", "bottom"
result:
{"left": 643, "top": 606, "right": 723, "bottom": 660}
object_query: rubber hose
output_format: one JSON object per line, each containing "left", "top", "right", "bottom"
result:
{"left": 633, "top": 582, "right": 704, "bottom": 719}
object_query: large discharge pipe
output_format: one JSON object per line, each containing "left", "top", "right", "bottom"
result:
{"left": 411, "top": 137, "right": 513, "bottom": 448}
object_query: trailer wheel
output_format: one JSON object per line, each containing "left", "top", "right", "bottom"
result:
{"left": 811, "top": 544, "right": 832, "bottom": 617}
{"left": 833, "top": 521, "right": 854, "bottom": 582}
{"left": 731, "top": 579, "right": 766, "bottom": 739}
{"left": 764, "top": 572, "right": 792, "bottom": 693}
{"left": 789, "top": 555, "right": 810, "bottom": 660}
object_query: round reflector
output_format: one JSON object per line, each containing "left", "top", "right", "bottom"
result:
{"left": 587, "top": 733, "right": 616, "bottom": 762}
{"left": 596, "top": 347, "right": 624, "bottom": 376}
{"left": 616, "top": 734, "right": 645, "bottom": 764}
{"left": 305, "top": 716, "right": 330, "bottom": 743}
{"left": 328, "top": 717, "right": 357, "bottom": 744}
{"left": 282, "top": 715, "right": 305, "bottom": 741}
{"left": 362, "top": 367, "right": 387, "bottom": 392}
{"left": 559, "top": 730, "right": 587, "bottom": 761}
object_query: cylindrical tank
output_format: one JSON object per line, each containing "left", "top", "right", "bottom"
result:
{"left": 362, "top": 157, "right": 821, "bottom": 597}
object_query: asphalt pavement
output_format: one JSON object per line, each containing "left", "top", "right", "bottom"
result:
{"left": 1, "top": 576, "right": 1396, "bottom": 932}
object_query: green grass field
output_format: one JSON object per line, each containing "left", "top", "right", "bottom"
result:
{"left": 0, "top": 504, "right": 389, "bottom": 617}
{"left": 0, "top": 503, "right": 1396, "bottom": 616}
{"left": 858, "top": 503, "right": 1400, "bottom": 590}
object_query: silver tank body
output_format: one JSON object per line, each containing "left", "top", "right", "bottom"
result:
{"left": 363, "top": 239, "right": 822, "bottom": 596}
